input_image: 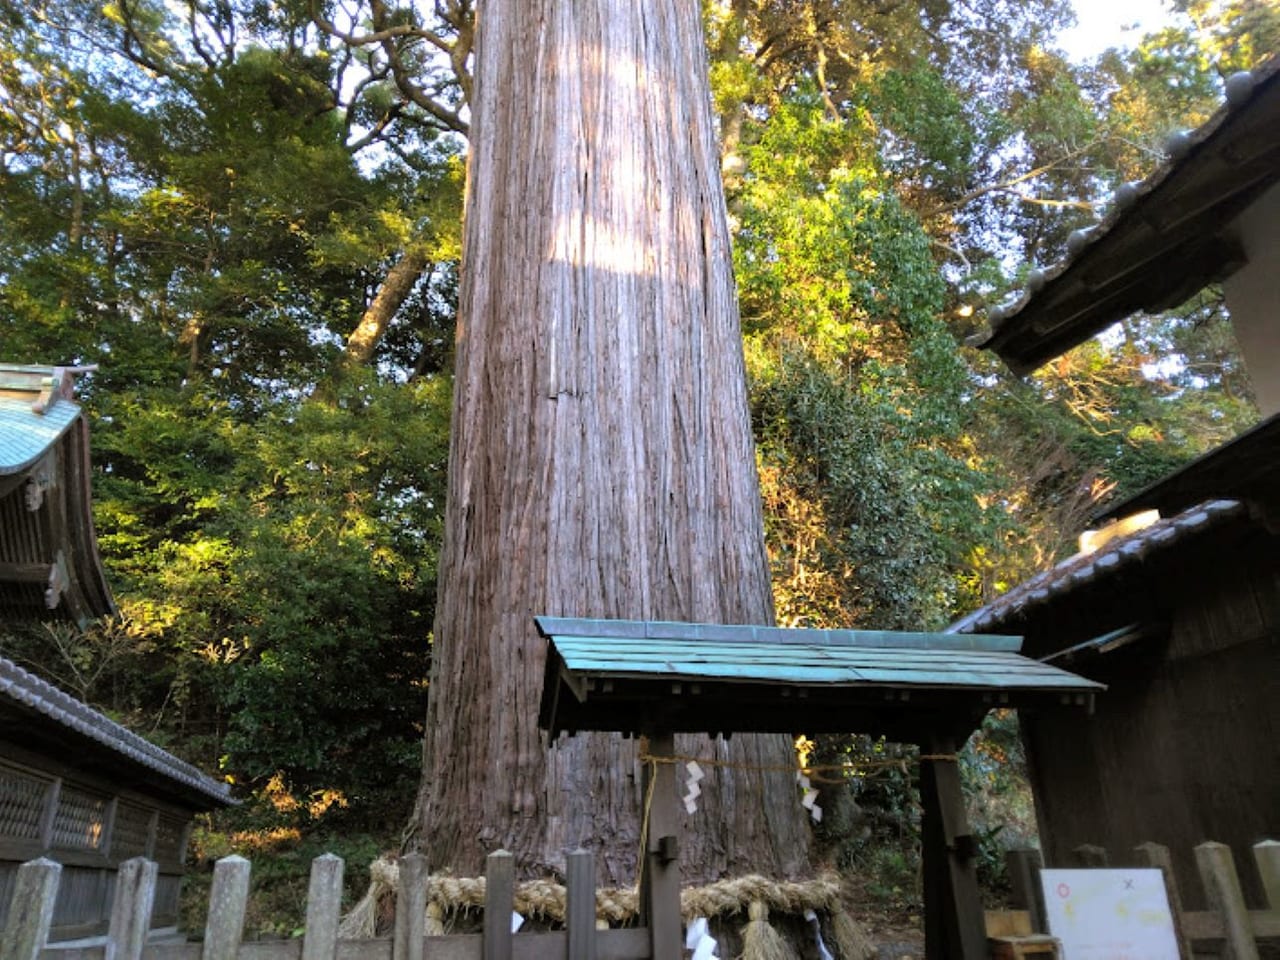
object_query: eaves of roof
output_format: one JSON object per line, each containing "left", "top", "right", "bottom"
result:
{"left": 1094, "top": 409, "right": 1280, "bottom": 522}
{"left": 947, "top": 498, "right": 1248, "bottom": 636}
{"left": 976, "top": 56, "right": 1280, "bottom": 376}
{"left": 537, "top": 617, "right": 1102, "bottom": 740}
{"left": 0, "top": 655, "right": 234, "bottom": 808}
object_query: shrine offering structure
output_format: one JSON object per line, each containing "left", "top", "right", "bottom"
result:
{"left": 537, "top": 616, "right": 1102, "bottom": 960}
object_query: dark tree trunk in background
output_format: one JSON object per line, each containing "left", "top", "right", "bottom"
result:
{"left": 415, "top": 0, "right": 812, "bottom": 884}
{"left": 344, "top": 248, "right": 429, "bottom": 365}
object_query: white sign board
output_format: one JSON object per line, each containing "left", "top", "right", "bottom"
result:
{"left": 1040, "top": 868, "right": 1180, "bottom": 960}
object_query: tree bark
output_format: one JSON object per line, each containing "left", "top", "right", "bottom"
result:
{"left": 415, "top": 0, "right": 811, "bottom": 884}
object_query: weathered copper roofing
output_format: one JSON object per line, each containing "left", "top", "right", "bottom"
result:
{"left": 0, "top": 394, "right": 80, "bottom": 474}
{"left": 947, "top": 499, "right": 1247, "bottom": 635}
{"left": 0, "top": 653, "right": 233, "bottom": 807}
{"left": 0, "top": 364, "right": 115, "bottom": 625}
{"left": 977, "top": 56, "right": 1280, "bottom": 375}
{"left": 537, "top": 617, "right": 1101, "bottom": 741}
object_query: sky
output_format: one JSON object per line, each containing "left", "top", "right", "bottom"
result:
{"left": 1058, "top": 0, "right": 1185, "bottom": 61}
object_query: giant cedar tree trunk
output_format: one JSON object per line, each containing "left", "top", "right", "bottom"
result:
{"left": 416, "top": 0, "right": 811, "bottom": 884}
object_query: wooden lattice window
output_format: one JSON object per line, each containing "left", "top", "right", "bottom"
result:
{"left": 111, "top": 802, "right": 153, "bottom": 859}
{"left": 0, "top": 762, "right": 51, "bottom": 841}
{"left": 50, "top": 784, "right": 107, "bottom": 851}
{"left": 153, "top": 814, "right": 187, "bottom": 864}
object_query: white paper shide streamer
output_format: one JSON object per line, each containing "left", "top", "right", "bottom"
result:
{"left": 796, "top": 771, "right": 822, "bottom": 823}
{"left": 683, "top": 760, "right": 705, "bottom": 815}
{"left": 686, "top": 916, "right": 719, "bottom": 959}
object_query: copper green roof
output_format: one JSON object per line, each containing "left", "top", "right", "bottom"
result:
{"left": 0, "top": 393, "right": 81, "bottom": 474}
{"left": 537, "top": 617, "right": 1102, "bottom": 741}
{"left": 0, "top": 364, "right": 115, "bottom": 624}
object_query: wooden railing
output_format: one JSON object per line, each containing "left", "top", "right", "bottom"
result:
{"left": 1, "top": 850, "right": 654, "bottom": 960}
{"left": 998, "top": 839, "right": 1280, "bottom": 958}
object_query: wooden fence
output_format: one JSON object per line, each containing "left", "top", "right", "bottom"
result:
{"left": 8, "top": 838, "right": 1278, "bottom": 959}
{"left": 1, "top": 849, "right": 655, "bottom": 960}
{"left": 999, "top": 839, "right": 1280, "bottom": 959}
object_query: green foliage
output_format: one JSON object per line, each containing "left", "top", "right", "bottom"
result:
{"left": 2, "top": 0, "right": 1270, "bottom": 889}
{"left": 0, "top": 0, "right": 461, "bottom": 828}
{"left": 960, "top": 711, "right": 1038, "bottom": 898}
{"left": 96, "top": 376, "right": 449, "bottom": 811}
{"left": 184, "top": 808, "right": 394, "bottom": 939}
{"left": 730, "top": 91, "right": 1003, "bottom": 630}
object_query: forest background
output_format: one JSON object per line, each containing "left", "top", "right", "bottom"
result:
{"left": 1, "top": 0, "right": 1275, "bottom": 935}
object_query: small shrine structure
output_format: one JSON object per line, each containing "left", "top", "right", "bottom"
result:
{"left": 0, "top": 363, "right": 234, "bottom": 942}
{"left": 1, "top": 364, "right": 114, "bottom": 625}
{"left": 537, "top": 616, "right": 1102, "bottom": 959}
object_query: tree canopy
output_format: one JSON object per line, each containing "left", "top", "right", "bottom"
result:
{"left": 0, "top": 0, "right": 1271, "bottom": 849}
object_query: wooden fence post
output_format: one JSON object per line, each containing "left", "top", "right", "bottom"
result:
{"left": 0, "top": 858, "right": 61, "bottom": 960}
{"left": 1195, "top": 842, "right": 1258, "bottom": 960}
{"left": 1254, "top": 840, "right": 1280, "bottom": 912}
{"left": 484, "top": 850, "right": 515, "bottom": 960}
{"left": 1134, "top": 843, "right": 1192, "bottom": 960}
{"left": 203, "top": 855, "right": 251, "bottom": 960}
{"left": 1071, "top": 844, "right": 1109, "bottom": 867}
{"left": 566, "top": 849, "right": 597, "bottom": 960}
{"left": 302, "top": 853, "right": 344, "bottom": 960}
{"left": 394, "top": 853, "right": 428, "bottom": 960}
{"left": 107, "top": 857, "right": 158, "bottom": 960}
{"left": 1005, "top": 848, "right": 1046, "bottom": 933}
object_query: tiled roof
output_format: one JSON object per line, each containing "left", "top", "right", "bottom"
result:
{"left": 977, "top": 56, "right": 1280, "bottom": 375}
{"left": 0, "top": 654, "right": 233, "bottom": 807}
{"left": 947, "top": 499, "right": 1247, "bottom": 635}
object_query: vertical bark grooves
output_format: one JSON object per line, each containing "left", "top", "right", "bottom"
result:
{"left": 418, "top": 0, "right": 811, "bottom": 884}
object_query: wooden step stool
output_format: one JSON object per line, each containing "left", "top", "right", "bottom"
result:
{"left": 988, "top": 934, "right": 1061, "bottom": 959}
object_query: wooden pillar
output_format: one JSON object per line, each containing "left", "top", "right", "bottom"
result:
{"left": 1135, "top": 842, "right": 1192, "bottom": 960}
{"left": 0, "top": 858, "right": 61, "bottom": 960}
{"left": 203, "top": 855, "right": 251, "bottom": 960}
{"left": 1195, "top": 842, "right": 1259, "bottom": 960}
{"left": 919, "top": 735, "right": 987, "bottom": 960}
{"left": 1072, "top": 844, "right": 1108, "bottom": 867}
{"left": 1255, "top": 840, "right": 1280, "bottom": 912}
{"left": 639, "top": 731, "right": 682, "bottom": 960}
{"left": 107, "top": 857, "right": 158, "bottom": 960}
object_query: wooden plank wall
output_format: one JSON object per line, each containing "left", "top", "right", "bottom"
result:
{"left": 0, "top": 754, "right": 192, "bottom": 939}
{"left": 1019, "top": 529, "right": 1280, "bottom": 907}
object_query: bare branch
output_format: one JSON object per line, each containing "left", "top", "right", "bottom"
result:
{"left": 310, "top": 0, "right": 470, "bottom": 135}
{"left": 932, "top": 142, "right": 1104, "bottom": 216}
{"left": 310, "top": 0, "right": 447, "bottom": 51}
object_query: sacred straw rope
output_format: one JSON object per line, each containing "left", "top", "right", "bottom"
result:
{"left": 636, "top": 750, "right": 958, "bottom": 784}
{"left": 339, "top": 858, "right": 856, "bottom": 931}
{"left": 338, "top": 857, "right": 876, "bottom": 958}
{"left": 338, "top": 752, "right": 951, "bottom": 950}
